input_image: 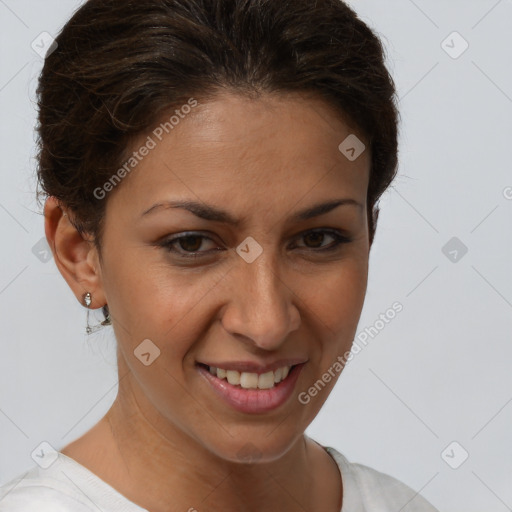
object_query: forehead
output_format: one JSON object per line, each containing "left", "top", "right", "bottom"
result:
{"left": 108, "top": 91, "right": 370, "bottom": 218}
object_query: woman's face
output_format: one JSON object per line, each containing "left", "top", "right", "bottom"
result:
{"left": 95, "top": 92, "right": 371, "bottom": 463}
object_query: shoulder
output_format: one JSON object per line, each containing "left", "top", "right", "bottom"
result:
{"left": 324, "top": 447, "right": 439, "bottom": 512}
{"left": 0, "top": 466, "right": 94, "bottom": 512}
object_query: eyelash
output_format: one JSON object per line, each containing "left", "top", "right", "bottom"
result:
{"left": 157, "top": 229, "right": 352, "bottom": 259}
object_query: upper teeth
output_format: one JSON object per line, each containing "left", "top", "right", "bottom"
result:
{"left": 208, "top": 365, "right": 292, "bottom": 389}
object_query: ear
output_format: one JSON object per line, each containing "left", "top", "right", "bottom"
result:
{"left": 44, "top": 196, "right": 107, "bottom": 309}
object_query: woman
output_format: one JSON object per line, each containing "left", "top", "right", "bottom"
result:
{"left": 0, "top": 0, "right": 439, "bottom": 510}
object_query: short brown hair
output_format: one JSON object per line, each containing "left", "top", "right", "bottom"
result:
{"left": 36, "top": 0, "right": 400, "bottom": 251}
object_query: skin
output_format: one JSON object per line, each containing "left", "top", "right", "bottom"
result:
{"left": 44, "top": 91, "right": 373, "bottom": 512}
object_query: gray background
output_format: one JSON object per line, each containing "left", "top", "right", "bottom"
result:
{"left": 1, "top": 1, "right": 511, "bottom": 510}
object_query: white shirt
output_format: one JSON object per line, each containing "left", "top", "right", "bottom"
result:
{"left": 0, "top": 445, "right": 439, "bottom": 511}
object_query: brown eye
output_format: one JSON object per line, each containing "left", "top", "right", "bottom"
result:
{"left": 176, "top": 235, "right": 205, "bottom": 252}
{"left": 302, "top": 231, "right": 326, "bottom": 248}
{"left": 159, "top": 232, "right": 221, "bottom": 259}
{"left": 294, "top": 229, "right": 351, "bottom": 251}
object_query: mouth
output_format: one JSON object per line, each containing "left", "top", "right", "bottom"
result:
{"left": 195, "top": 362, "right": 306, "bottom": 414}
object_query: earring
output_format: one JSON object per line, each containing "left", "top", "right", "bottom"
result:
{"left": 83, "top": 292, "right": 92, "bottom": 307}
{"left": 101, "top": 304, "right": 112, "bottom": 326}
{"left": 83, "top": 292, "right": 111, "bottom": 334}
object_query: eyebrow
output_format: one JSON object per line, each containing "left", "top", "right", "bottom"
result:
{"left": 140, "top": 198, "right": 363, "bottom": 225}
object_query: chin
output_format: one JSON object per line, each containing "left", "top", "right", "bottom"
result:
{"left": 202, "top": 429, "right": 303, "bottom": 466}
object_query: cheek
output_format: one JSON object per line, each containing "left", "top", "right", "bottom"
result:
{"left": 299, "top": 259, "right": 368, "bottom": 336}
{"left": 103, "top": 251, "right": 225, "bottom": 354}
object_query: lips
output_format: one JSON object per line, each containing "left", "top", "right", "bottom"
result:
{"left": 196, "top": 361, "right": 307, "bottom": 414}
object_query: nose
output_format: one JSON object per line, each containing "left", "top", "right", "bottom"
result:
{"left": 220, "top": 249, "right": 301, "bottom": 351}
